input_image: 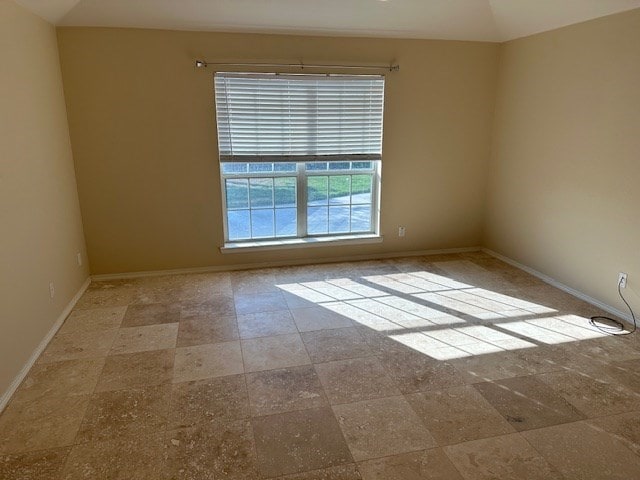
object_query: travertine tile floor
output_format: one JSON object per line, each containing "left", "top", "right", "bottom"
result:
{"left": 2, "top": 252, "right": 640, "bottom": 479}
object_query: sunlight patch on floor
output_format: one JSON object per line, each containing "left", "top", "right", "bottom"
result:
{"left": 319, "top": 300, "right": 397, "bottom": 331}
{"left": 276, "top": 270, "right": 608, "bottom": 361}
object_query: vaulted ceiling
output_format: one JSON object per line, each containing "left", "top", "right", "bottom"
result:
{"left": 15, "top": 0, "right": 640, "bottom": 42}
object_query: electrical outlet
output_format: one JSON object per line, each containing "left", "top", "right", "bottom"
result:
{"left": 619, "top": 272, "right": 628, "bottom": 289}
{"left": 398, "top": 226, "right": 406, "bottom": 237}
{"left": 77, "top": 252, "right": 82, "bottom": 266}
{"left": 49, "top": 282, "right": 55, "bottom": 299}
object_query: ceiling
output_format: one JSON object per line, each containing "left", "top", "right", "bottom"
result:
{"left": 15, "top": 0, "right": 640, "bottom": 42}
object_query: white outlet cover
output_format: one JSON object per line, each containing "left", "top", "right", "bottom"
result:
{"left": 619, "top": 273, "right": 628, "bottom": 288}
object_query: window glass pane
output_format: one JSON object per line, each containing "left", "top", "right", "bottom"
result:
{"left": 274, "top": 163, "right": 296, "bottom": 172}
{"left": 275, "top": 208, "right": 297, "bottom": 237}
{"left": 226, "top": 179, "right": 249, "bottom": 210}
{"left": 222, "top": 163, "right": 248, "bottom": 174}
{"left": 351, "top": 205, "right": 372, "bottom": 232}
{"left": 250, "top": 178, "right": 274, "bottom": 208}
{"left": 249, "top": 163, "right": 274, "bottom": 173}
{"left": 306, "top": 162, "right": 328, "bottom": 171}
{"left": 328, "top": 162, "right": 350, "bottom": 171}
{"left": 307, "top": 206, "right": 328, "bottom": 234}
{"left": 228, "top": 210, "right": 251, "bottom": 240}
{"left": 251, "top": 209, "right": 275, "bottom": 238}
{"left": 329, "top": 176, "right": 351, "bottom": 205}
{"left": 329, "top": 206, "right": 350, "bottom": 233}
{"left": 351, "top": 175, "right": 372, "bottom": 204}
{"left": 274, "top": 177, "right": 296, "bottom": 208}
{"left": 352, "top": 161, "right": 373, "bottom": 170}
{"left": 307, "top": 176, "right": 328, "bottom": 206}
{"left": 223, "top": 163, "right": 376, "bottom": 242}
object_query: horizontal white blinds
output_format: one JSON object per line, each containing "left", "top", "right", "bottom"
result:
{"left": 214, "top": 73, "right": 384, "bottom": 162}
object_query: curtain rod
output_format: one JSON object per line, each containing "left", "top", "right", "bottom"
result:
{"left": 194, "top": 60, "right": 399, "bottom": 72}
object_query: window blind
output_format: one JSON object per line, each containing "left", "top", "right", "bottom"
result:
{"left": 214, "top": 73, "right": 385, "bottom": 162}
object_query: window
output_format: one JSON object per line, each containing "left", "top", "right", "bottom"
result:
{"left": 214, "top": 73, "right": 384, "bottom": 244}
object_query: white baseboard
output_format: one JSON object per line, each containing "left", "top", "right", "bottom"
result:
{"left": 482, "top": 248, "right": 633, "bottom": 325}
{"left": 0, "top": 276, "right": 92, "bottom": 413}
{"left": 91, "top": 246, "right": 482, "bottom": 281}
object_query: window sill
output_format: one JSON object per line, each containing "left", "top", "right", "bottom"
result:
{"left": 220, "top": 234, "right": 383, "bottom": 253}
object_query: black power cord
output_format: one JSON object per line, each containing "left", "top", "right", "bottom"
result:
{"left": 589, "top": 278, "right": 637, "bottom": 335}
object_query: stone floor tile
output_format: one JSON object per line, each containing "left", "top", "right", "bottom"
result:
{"left": 95, "top": 349, "right": 174, "bottom": 392}
{"left": 473, "top": 375, "right": 586, "bottom": 431}
{"left": 0, "top": 447, "right": 70, "bottom": 480}
{"left": 448, "top": 350, "right": 544, "bottom": 384}
{"left": 595, "top": 357, "right": 640, "bottom": 392}
{"left": 333, "top": 396, "right": 436, "bottom": 461}
{"left": 130, "top": 276, "right": 184, "bottom": 305}
{"left": 380, "top": 350, "right": 466, "bottom": 394}
{"left": 11, "top": 358, "right": 104, "bottom": 403}
{"left": 247, "top": 365, "right": 327, "bottom": 416}
{"left": 586, "top": 410, "right": 640, "bottom": 457}
{"left": 176, "top": 315, "right": 238, "bottom": 347}
{"left": 76, "top": 385, "right": 170, "bottom": 443}
{"left": 38, "top": 330, "right": 117, "bottom": 364}
{"left": 231, "top": 269, "right": 279, "bottom": 294}
{"left": 444, "top": 433, "right": 563, "bottom": 480}
{"left": 121, "top": 303, "right": 180, "bottom": 327}
{"left": 315, "top": 357, "right": 399, "bottom": 404}
{"left": 406, "top": 385, "right": 514, "bottom": 445}
{"left": 165, "top": 420, "right": 258, "bottom": 480}
{"left": 237, "top": 310, "right": 298, "bottom": 339}
{"left": 173, "top": 341, "right": 243, "bottom": 382}
{"left": 567, "top": 336, "right": 640, "bottom": 364}
{"left": 177, "top": 273, "right": 233, "bottom": 302}
{"left": 61, "top": 432, "right": 167, "bottom": 480}
{"left": 274, "top": 464, "right": 363, "bottom": 480}
{"left": 537, "top": 368, "right": 640, "bottom": 417}
{"left": 110, "top": 323, "right": 178, "bottom": 354}
{"left": 180, "top": 295, "right": 236, "bottom": 319}
{"left": 74, "top": 282, "right": 136, "bottom": 310}
{"left": 302, "top": 328, "right": 372, "bottom": 363}
{"left": 0, "top": 395, "right": 90, "bottom": 454}
{"left": 253, "top": 407, "right": 352, "bottom": 477}
{"left": 522, "top": 421, "right": 640, "bottom": 480}
{"left": 282, "top": 290, "right": 325, "bottom": 309}
{"left": 169, "top": 374, "right": 249, "bottom": 429}
{"left": 58, "top": 306, "right": 126, "bottom": 334}
{"left": 242, "top": 334, "right": 310, "bottom": 372}
{"left": 358, "top": 449, "right": 464, "bottom": 480}
{"left": 234, "top": 292, "right": 288, "bottom": 315}
{"left": 292, "top": 306, "right": 354, "bottom": 332}
{"left": 356, "top": 327, "right": 412, "bottom": 355}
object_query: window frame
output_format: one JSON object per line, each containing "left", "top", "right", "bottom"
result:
{"left": 214, "top": 72, "right": 385, "bottom": 248}
{"left": 219, "top": 161, "right": 381, "bottom": 244}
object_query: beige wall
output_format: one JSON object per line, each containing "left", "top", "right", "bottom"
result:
{"left": 485, "top": 9, "right": 640, "bottom": 313}
{"left": 56, "top": 28, "right": 499, "bottom": 274}
{"left": 0, "top": 2, "right": 89, "bottom": 394}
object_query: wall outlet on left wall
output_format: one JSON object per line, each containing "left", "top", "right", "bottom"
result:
{"left": 77, "top": 252, "right": 82, "bottom": 266}
{"left": 49, "top": 282, "right": 55, "bottom": 299}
